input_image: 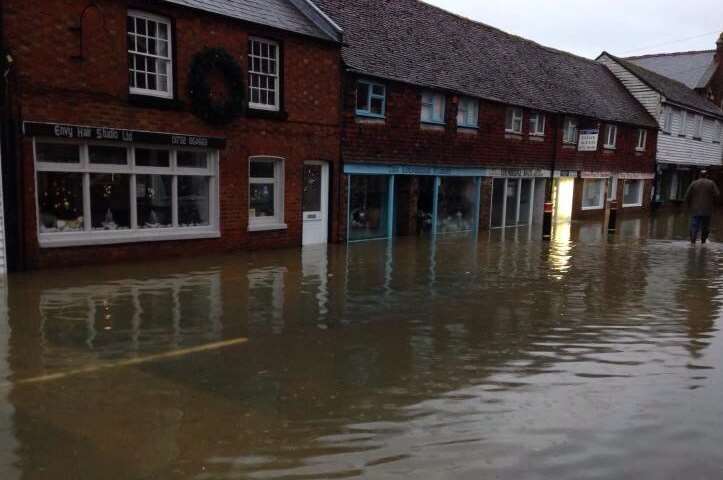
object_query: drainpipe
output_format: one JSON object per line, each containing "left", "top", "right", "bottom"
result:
{"left": 542, "top": 113, "right": 561, "bottom": 240}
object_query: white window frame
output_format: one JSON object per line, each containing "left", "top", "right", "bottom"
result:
{"left": 622, "top": 179, "right": 644, "bottom": 207}
{"left": 528, "top": 112, "right": 545, "bottom": 136}
{"left": 679, "top": 110, "right": 688, "bottom": 137}
{"left": 421, "top": 92, "right": 446, "bottom": 124}
{"left": 563, "top": 116, "right": 578, "bottom": 144}
{"left": 662, "top": 106, "right": 673, "bottom": 134}
{"left": 457, "top": 97, "right": 479, "bottom": 128}
{"left": 505, "top": 107, "right": 523, "bottom": 134}
{"left": 603, "top": 124, "right": 617, "bottom": 149}
{"left": 714, "top": 120, "right": 722, "bottom": 144}
{"left": 248, "top": 37, "right": 281, "bottom": 112}
{"left": 582, "top": 178, "right": 605, "bottom": 210}
{"left": 33, "top": 139, "right": 219, "bottom": 248}
{"left": 607, "top": 176, "right": 618, "bottom": 202}
{"left": 636, "top": 129, "right": 647, "bottom": 152}
{"left": 693, "top": 114, "right": 704, "bottom": 139}
{"left": 356, "top": 80, "right": 386, "bottom": 118}
{"left": 127, "top": 10, "right": 173, "bottom": 99}
{"left": 248, "top": 156, "right": 286, "bottom": 231}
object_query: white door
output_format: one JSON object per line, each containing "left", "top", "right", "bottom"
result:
{"left": 302, "top": 161, "right": 329, "bottom": 245}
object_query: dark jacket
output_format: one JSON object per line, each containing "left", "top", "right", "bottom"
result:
{"left": 685, "top": 178, "right": 720, "bottom": 217}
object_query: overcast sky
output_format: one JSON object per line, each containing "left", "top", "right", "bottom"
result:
{"left": 423, "top": 0, "right": 722, "bottom": 59}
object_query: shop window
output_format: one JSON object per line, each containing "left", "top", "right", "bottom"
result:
{"left": 563, "top": 117, "right": 578, "bottom": 144}
{"left": 356, "top": 80, "right": 386, "bottom": 118}
{"left": 421, "top": 92, "right": 446, "bottom": 124}
{"left": 34, "top": 141, "right": 218, "bottom": 246}
{"left": 437, "top": 177, "right": 478, "bottom": 233}
{"left": 623, "top": 180, "right": 644, "bottom": 207}
{"left": 490, "top": 178, "right": 537, "bottom": 228}
{"left": 136, "top": 175, "right": 173, "bottom": 228}
{"left": 249, "top": 157, "right": 284, "bottom": 229}
{"left": 127, "top": 11, "right": 173, "bottom": 98}
{"left": 505, "top": 107, "right": 523, "bottom": 134}
{"left": 90, "top": 174, "right": 131, "bottom": 230}
{"left": 349, "top": 175, "right": 390, "bottom": 241}
{"left": 582, "top": 178, "right": 605, "bottom": 210}
{"left": 457, "top": 97, "right": 479, "bottom": 128}
{"left": 37, "top": 172, "right": 84, "bottom": 233}
{"left": 179, "top": 176, "right": 211, "bottom": 226}
{"left": 248, "top": 37, "right": 280, "bottom": 111}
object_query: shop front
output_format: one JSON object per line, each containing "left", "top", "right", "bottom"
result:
{"left": 344, "top": 164, "right": 485, "bottom": 242}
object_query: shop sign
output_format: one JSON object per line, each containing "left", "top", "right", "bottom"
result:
{"left": 24, "top": 122, "right": 227, "bottom": 149}
{"left": 578, "top": 129, "right": 599, "bottom": 152}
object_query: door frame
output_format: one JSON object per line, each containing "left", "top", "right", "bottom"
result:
{"left": 302, "top": 160, "right": 330, "bottom": 245}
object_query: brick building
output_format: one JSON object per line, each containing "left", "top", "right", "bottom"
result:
{"left": 0, "top": 0, "right": 343, "bottom": 270}
{"left": 315, "top": 0, "right": 658, "bottom": 242}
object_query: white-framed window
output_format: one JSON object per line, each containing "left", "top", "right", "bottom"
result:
{"left": 248, "top": 37, "right": 281, "bottom": 111}
{"left": 457, "top": 97, "right": 479, "bottom": 128}
{"left": 636, "top": 128, "right": 647, "bottom": 151}
{"left": 34, "top": 140, "right": 218, "bottom": 247}
{"left": 679, "top": 110, "right": 688, "bottom": 137}
{"left": 582, "top": 178, "right": 605, "bottom": 210}
{"left": 563, "top": 116, "right": 578, "bottom": 144}
{"left": 127, "top": 11, "right": 173, "bottom": 98}
{"left": 662, "top": 106, "right": 673, "bottom": 134}
{"left": 421, "top": 92, "right": 446, "bottom": 124}
{"left": 623, "top": 179, "right": 644, "bottom": 207}
{"left": 249, "top": 156, "right": 285, "bottom": 230}
{"left": 356, "top": 80, "right": 386, "bottom": 118}
{"left": 607, "top": 176, "right": 618, "bottom": 201}
{"left": 714, "top": 120, "right": 722, "bottom": 144}
{"left": 505, "top": 107, "right": 523, "bottom": 134}
{"left": 528, "top": 112, "right": 545, "bottom": 136}
{"left": 693, "top": 114, "right": 704, "bottom": 139}
{"left": 603, "top": 124, "right": 617, "bottom": 149}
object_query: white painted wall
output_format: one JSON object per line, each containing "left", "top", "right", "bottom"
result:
{"left": 598, "top": 54, "right": 662, "bottom": 121}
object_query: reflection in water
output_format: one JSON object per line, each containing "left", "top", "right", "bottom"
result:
{"left": 0, "top": 211, "right": 722, "bottom": 479}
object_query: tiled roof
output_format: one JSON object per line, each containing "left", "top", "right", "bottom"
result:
{"left": 607, "top": 53, "right": 723, "bottom": 119}
{"left": 626, "top": 50, "right": 716, "bottom": 90}
{"left": 312, "top": 0, "right": 657, "bottom": 127}
{"left": 162, "top": 0, "right": 341, "bottom": 42}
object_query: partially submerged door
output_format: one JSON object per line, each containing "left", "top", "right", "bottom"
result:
{"left": 302, "top": 161, "right": 329, "bottom": 245}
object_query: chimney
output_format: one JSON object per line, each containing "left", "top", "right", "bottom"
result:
{"left": 717, "top": 32, "right": 723, "bottom": 61}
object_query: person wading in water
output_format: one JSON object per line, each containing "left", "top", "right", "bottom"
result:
{"left": 685, "top": 170, "right": 720, "bottom": 244}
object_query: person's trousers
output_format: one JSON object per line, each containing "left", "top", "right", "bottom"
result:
{"left": 690, "top": 215, "right": 712, "bottom": 243}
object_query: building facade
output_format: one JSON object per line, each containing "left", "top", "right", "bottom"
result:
{"left": 599, "top": 53, "right": 723, "bottom": 207}
{"left": 316, "top": 0, "right": 658, "bottom": 243}
{"left": 0, "top": 0, "right": 343, "bottom": 270}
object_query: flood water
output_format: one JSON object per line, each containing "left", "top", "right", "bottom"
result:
{"left": 1, "top": 211, "right": 723, "bottom": 479}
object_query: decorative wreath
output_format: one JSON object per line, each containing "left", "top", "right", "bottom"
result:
{"left": 188, "top": 47, "right": 245, "bottom": 126}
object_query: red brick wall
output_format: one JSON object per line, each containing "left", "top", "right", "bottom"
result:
{"left": 342, "top": 74, "right": 657, "bottom": 177}
{"left": 3, "top": 0, "right": 342, "bottom": 268}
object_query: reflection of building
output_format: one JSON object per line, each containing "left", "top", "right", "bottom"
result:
{"left": 315, "top": 0, "right": 658, "bottom": 242}
{"left": 0, "top": 0, "right": 343, "bottom": 270}
{"left": 599, "top": 48, "right": 723, "bottom": 208}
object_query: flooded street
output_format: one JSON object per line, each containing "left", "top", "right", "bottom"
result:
{"left": 1, "top": 211, "right": 723, "bottom": 479}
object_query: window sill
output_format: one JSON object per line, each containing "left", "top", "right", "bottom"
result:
{"left": 246, "top": 108, "right": 289, "bottom": 121}
{"left": 623, "top": 203, "right": 643, "bottom": 208}
{"left": 128, "top": 94, "right": 184, "bottom": 111}
{"left": 420, "top": 122, "right": 446, "bottom": 131}
{"left": 457, "top": 126, "right": 479, "bottom": 134}
{"left": 582, "top": 205, "right": 604, "bottom": 211}
{"left": 356, "top": 116, "right": 386, "bottom": 125}
{"left": 505, "top": 133, "right": 523, "bottom": 140}
{"left": 678, "top": 134, "right": 687, "bottom": 138}
{"left": 529, "top": 135, "right": 545, "bottom": 142}
{"left": 39, "top": 228, "right": 221, "bottom": 249}
{"left": 562, "top": 144, "right": 577, "bottom": 150}
{"left": 603, "top": 146, "right": 616, "bottom": 150}
{"left": 356, "top": 112, "right": 386, "bottom": 120}
{"left": 248, "top": 223, "right": 288, "bottom": 232}
{"left": 693, "top": 137, "right": 702, "bottom": 141}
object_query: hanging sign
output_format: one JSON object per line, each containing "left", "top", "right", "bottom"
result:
{"left": 578, "top": 129, "right": 599, "bottom": 152}
{"left": 23, "top": 122, "right": 227, "bottom": 149}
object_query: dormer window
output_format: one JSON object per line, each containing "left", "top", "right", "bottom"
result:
{"left": 248, "top": 37, "right": 281, "bottom": 111}
{"left": 127, "top": 11, "right": 173, "bottom": 98}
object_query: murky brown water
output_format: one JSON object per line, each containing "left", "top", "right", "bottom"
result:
{"left": 1, "top": 211, "right": 723, "bottom": 479}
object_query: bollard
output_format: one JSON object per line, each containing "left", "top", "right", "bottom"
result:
{"left": 542, "top": 202, "right": 553, "bottom": 240}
